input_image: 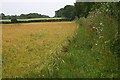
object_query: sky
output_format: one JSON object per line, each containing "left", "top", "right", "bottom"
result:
{"left": 0, "top": 0, "right": 76, "bottom": 17}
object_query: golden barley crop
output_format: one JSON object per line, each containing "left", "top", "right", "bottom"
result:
{"left": 2, "top": 22, "right": 77, "bottom": 78}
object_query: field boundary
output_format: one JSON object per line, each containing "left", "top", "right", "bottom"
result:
{"left": 0, "top": 18, "right": 73, "bottom": 24}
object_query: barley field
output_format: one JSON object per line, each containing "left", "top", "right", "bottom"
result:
{"left": 2, "top": 22, "right": 77, "bottom": 78}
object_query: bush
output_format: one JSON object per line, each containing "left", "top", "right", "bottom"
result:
{"left": 11, "top": 16, "right": 18, "bottom": 23}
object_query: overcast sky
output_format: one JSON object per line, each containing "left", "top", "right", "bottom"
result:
{"left": 0, "top": 0, "right": 76, "bottom": 17}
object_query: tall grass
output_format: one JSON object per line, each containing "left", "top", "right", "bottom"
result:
{"left": 51, "top": 11, "right": 119, "bottom": 78}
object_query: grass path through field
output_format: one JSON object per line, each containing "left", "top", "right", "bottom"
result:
{"left": 2, "top": 22, "right": 77, "bottom": 78}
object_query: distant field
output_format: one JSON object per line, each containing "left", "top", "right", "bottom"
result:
{"left": 0, "top": 18, "right": 64, "bottom": 23}
{"left": 2, "top": 22, "right": 77, "bottom": 78}
{"left": 18, "top": 18, "right": 64, "bottom": 21}
{"left": 0, "top": 20, "right": 10, "bottom": 22}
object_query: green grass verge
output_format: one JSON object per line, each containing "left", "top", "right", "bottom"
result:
{"left": 51, "top": 11, "right": 119, "bottom": 78}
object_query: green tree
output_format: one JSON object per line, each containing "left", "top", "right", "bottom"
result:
{"left": 75, "top": 2, "right": 94, "bottom": 18}
{"left": 55, "top": 8, "right": 64, "bottom": 17}
{"left": 0, "top": 13, "right": 6, "bottom": 19}
{"left": 64, "top": 5, "right": 75, "bottom": 19}
{"left": 11, "top": 16, "right": 17, "bottom": 23}
{"left": 55, "top": 5, "right": 75, "bottom": 19}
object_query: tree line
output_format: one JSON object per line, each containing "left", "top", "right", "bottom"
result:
{"left": 54, "top": 3, "right": 94, "bottom": 19}
{"left": 55, "top": 2, "right": 119, "bottom": 21}
{"left": 1, "top": 3, "right": 119, "bottom": 21}
{"left": 1, "top": 2, "right": 119, "bottom": 25}
{"left": 0, "top": 13, "right": 50, "bottom": 19}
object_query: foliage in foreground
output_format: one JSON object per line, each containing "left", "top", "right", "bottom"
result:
{"left": 51, "top": 10, "right": 119, "bottom": 78}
